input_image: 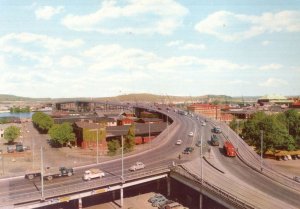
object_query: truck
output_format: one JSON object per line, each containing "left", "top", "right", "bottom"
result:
{"left": 83, "top": 168, "right": 105, "bottom": 181}
{"left": 223, "top": 141, "right": 236, "bottom": 157}
{"left": 25, "top": 167, "right": 74, "bottom": 181}
{"left": 210, "top": 135, "right": 219, "bottom": 146}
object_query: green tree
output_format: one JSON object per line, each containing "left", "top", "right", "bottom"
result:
{"left": 241, "top": 112, "right": 296, "bottom": 153}
{"left": 229, "top": 117, "right": 238, "bottom": 132}
{"left": 107, "top": 139, "right": 121, "bottom": 155}
{"left": 4, "top": 126, "right": 21, "bottom": 144}
{"left": 32, "top": 112, "right": 54, "bottom": 133}
{"left": 48, "top": 122, "right": 75, "bottom": 147}
{"left": 124, "top": 124, "right": 135, "bottom": 151}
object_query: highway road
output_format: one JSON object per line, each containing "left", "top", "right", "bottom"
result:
{"left": 0, "top": 105, "right": 299, "bottom": 208}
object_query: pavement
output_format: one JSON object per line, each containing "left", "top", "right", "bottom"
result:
{"left": 264, "top": 158, "right": 300, "bottom": 176}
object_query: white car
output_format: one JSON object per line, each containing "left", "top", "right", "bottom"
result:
{"left": 176, "top": 139, "right": 183, "bottom": 145}
{"left": 201, "top": 121, "right": 206, "bottom": 126}
{"left": 188, "top": 132, "right": 194, "bottom": 137}
{"left": 129, "top": 162, "right": 145, "bottom": 171}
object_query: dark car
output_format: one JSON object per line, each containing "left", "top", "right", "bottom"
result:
{"left": 195, "top": 140, "right": 202, "bottom": 147}
{"left": 183, "top": 147, "right": 194, "bottom": 154}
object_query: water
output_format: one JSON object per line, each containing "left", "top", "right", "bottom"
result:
{"left": 0, "top": 112, "right": 33, "bottom": 118}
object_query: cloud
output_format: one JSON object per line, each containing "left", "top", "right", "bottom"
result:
{"left": 261, "top": 40, "right": 270, "bottom": 46}
{"left": 166, "top": 40, "right": 206, "bottom": 50}
{"left": 259, "top": 63, "right": 282, "bottom": 71}
{"left": 229, "top": 80, "right": 250, "bottom": 85}
{"left": 62, "top": 0, "right": 188, "bottom": 35}
{"left": 59, "top": 55, "right": 83, "bottom": 68}
{"left": 195, "top": 10, "right": 300, "bottom": 41}
{"left": 35, "top": 6, "right": 64, "bottom": 20}
{"left": 0, "top": 33, "right": 84, "bottom": 52}
{"left": 259, "top": 78, "right": 288, "bottom": 87}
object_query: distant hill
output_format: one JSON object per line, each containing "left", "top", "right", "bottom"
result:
{"left": 0, "top": 93, "right": 260, "bottom": 104}
{"left": 0, "top": 94, "right": 51, "bottom": 102}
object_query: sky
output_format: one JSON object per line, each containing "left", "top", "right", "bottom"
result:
{"left": 0, "top": 0, "right": 300, "bottom": 98}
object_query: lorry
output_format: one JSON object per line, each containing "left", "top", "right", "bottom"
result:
{"left": 25, "top": 167, "right": 74, "bottom": 181}
{"left": 83, "top": 168, "right": 105, "bottom": 181}
{"left": 210, "top": 135, "right": 219, "bottom": 146}
{"left": 223, "top": 141, "right": 236, "bottom": 157}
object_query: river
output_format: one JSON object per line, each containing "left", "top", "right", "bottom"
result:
{"left": 0, "top": 112, "right": 34, "bottom": 118}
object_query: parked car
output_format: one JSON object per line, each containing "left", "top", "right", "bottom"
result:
{"left": 195, "top": 140, "right": 202, "bottom": 147}
{"left": 293, "top": 176, "right": 300, "bottom": 183}
{"left": 287, "top": 155, "right": 292, "bottom": 160}
{"left": 188, "top": 132, "right": 193, "bottom": 137}
{"left": 283, "top": 156, "right": 288, "bottom": 161}
{"left": 183, "top": 147, "right": 194, "bottom": 154}
{"left": 176, "top": 140, "right": 183, "bottom": 145}
{"left": 159, "top": 202, "right": 189, "bottom": 209}
{"left": 148, "top": 193, "right": 165, "bottom": 203}
{"left": 152, "top": 196, "right": 168, "bottom": 207}
{"left": 129, "top": 162, "right": 145, "bottom": 171}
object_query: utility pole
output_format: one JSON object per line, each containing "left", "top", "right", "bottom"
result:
{"left": 120, "top": 135, "right": 124, "bottom": 208}
{"left": 260, "top": 130, "right": 263, "bottom": 172}
{"left": 200, "top": 125, "right": 203, "bottom": 184}
{"left": 40, "top": 147, "right": 44, "bottom": 201}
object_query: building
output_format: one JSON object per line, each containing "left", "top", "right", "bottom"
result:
{"left": 73, "top": 122, "right": 107, "bottom": 150}
{"left": 187, "top": 104, "right": 221, "bottom": 120}
{"left": 55, "top": 101, "right": 95, "bottom": 112}
{"left": 135, "top": 118, "right": 163, "bottom": 124}
{"left": 257, "top": 94, "right": 293, "bottom": 106}
{"left": 106, "top": 122, "right": 167, "bottom": 145}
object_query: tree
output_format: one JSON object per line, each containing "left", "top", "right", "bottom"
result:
{"left": 32, "top": 112, "right": 54, "bottom": 133}
{"left": 229, "top": 118, "right": 238, "bottom": 133}
{"left": 241, "top": 112, "right": 296, "bottom": 153}
{"left": 4, "top": 126, "right": 20, "bottom": 144}
{"left": 48, "top": 122, "right": 75, "bottom": 147}
{"left": 124, "top": 124, "right": 135, "bottom": 151}
{"left": 107, "top": 139, "right": 121, "bottom": 155}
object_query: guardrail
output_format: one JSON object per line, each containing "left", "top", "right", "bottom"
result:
{"left": 216, "top": 121, "right": 300, "bottom": 192}
{"left": 171, "top": 165, "right": 256, "bottom": 209}
{"left": 1, "top": 165, "right": 170, "bottom": 207}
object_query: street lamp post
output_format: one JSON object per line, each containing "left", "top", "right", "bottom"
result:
{"left": 200, "top": 125, "right": 203, "bottom": 184}
{"left": 40, "top": 146, "right": 44, "bottom": 200}
{"left": 260, "top": 130, "right": 264, "bottom": 172}
{"left": 121, "top": 135, "right": 124, "bottom": 209}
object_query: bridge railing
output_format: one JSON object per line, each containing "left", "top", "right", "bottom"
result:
{"left": 1, "top": 165, "right": 170, "bottom": 207}
{"left": 172, "top": 165, "right": 256, "bottom": 209}
{"left": 216, "top": 121, "right": 300, "bottom": 192}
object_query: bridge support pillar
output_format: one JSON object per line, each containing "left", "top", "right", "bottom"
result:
{"left": 167, "top": 177, "right": 171, "bottom": 197}
{"left": 199, "top": 193, "right": 203, "bottom": 209}
{"left": 120, "top": 186, "right": 124, "bottom": 208}
{"left": 78, "top": 198, "right": 82, "bottom": 209}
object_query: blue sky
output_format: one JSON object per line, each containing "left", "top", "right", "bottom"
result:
{"left": 0, "top": 0, "right": 299, "bottom": 98}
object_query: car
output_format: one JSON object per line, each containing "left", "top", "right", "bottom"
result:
{"left": 293, "top": 176, "right": 300, "bottom": 183}
{"left": 201, "top": 121, "right": 206, "bottom": 126}
{"left": 152, "top": 196, "right": 168, "bottom": 207}
{"left": 129, "top": 162, "right": 145, "bottom": 171}
{"left": 148, "top": 193, "right": 165, "bottom": 203}
{"left": 183, "top": 147, "right": 194, "bottom": 154}
{"left": 283, "top": 156, "right": 288, "bottom": 161}
{"left": 188, "top": 132, "right": 193, "bottom": 137}
{"left": 287, "top": 155, "right": 292, "bottom": 160}
{"left": 176, "top": 140, "right": 183, "bottom": 145}
{"left": 195, "top": 140, "right": 202, "bottom": 147}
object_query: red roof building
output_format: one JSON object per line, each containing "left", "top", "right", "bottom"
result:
{"left": 187, "top": 104, "right": 221, "bottom": 120}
